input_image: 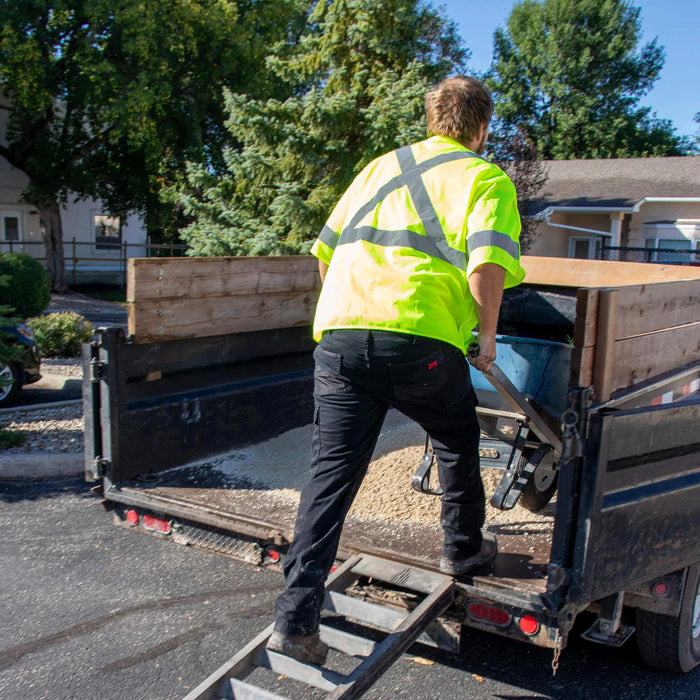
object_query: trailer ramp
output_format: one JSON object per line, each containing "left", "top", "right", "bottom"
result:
{"left": 183, "top": 554, "right": 455, "bottom": 700}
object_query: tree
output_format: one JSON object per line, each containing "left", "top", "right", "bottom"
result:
{"left": 174, "top": 0, "right": 467, "bottom": 256}
{"left": 0, "top": 0, "right": 296, "bottom": 290}
{"left": 486, "top": 124, "right": 548, "bottom": 253}
{"left": 488, "top": 0, "right": 691, "bottom": 159}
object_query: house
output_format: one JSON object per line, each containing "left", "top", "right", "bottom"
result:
{"left": 0, "top": 102, "right": 149, "bottom": 285}
{"left": 527, "top": 156, "right": 700, "bottom": 263}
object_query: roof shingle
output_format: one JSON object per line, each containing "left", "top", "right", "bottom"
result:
{"left": 529, "top": 156, "right": 700, "bottom": 214}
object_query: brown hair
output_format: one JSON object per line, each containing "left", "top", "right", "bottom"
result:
{"left": 425, "top": 76, "right": 494, "bottom": 145}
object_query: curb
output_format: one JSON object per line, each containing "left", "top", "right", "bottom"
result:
{"left": 0, "top": 452, "right": 84, "bottom": 481}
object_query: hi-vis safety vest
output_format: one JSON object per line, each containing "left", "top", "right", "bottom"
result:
{"left": 310, "top": 135, "right": 525, "bottom": 354}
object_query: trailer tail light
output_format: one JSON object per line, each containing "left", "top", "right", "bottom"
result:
{"left": 265, "top": 547, "right": 281, "bottom": 563}
{"left": 652, "top": 580, "right": 669, "bottom": 597}
{"left": 518, "top": 614, "right": 540, "bottom": 636}
{"left": 467, "top": 602, "right": 512, "bottom": 627}
{"left": 125, "top": 509, "right": 139, "bottom": 525}
{"left": 142, "top": 514, "right": 171, "bottom": 534}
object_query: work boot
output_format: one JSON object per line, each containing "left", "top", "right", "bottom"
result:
{"left": 439, "top": 531, "right": 498, "bottom": 576}
{"left": 266, "top": 629, "right": 329, "bottom": 666}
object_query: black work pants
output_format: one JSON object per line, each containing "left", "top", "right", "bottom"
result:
{"left": 274, "top": 329, "right": 484, "bottom": 636}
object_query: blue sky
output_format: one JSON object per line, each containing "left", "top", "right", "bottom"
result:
{"left": 439, "top": 0, "right": 699, "bottom": 139}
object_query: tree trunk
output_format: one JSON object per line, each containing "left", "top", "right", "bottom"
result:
{"left": 35, "top": 199, "right": 66, "bottom": 292}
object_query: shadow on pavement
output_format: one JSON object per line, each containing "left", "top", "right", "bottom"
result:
{"left": 0, "top": 476, "right": 92, "bottom": 504}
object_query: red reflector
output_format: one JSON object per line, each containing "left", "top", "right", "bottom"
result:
{"left": 125, "top": 510, "right": 139, "bottom": 525}
{"left": 266, "top": 548, "right": 281, "bottom": 563}
{"left": 330, "top": 565, "right": 338, "bottom": 573}
{"left": 142, "top": 514, "right": 171, "bottom": 533}
{"left": 468, "top": 602, "right": 511, "bottom": 626}
{"left": 652, "top": 580, "right": 669, "bottom": 597}
{"left": 519, "top": 615, "right": 539, "bottom": 635}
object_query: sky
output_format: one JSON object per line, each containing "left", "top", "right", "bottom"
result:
{"left": 439, "top": 0, "right": 700, "bottom": 139}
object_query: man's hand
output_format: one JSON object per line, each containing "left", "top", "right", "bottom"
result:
{"left": 469, "top": 333, "right": 497, "bottom": 372}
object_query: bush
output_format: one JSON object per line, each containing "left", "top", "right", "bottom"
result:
{"left": 0, "top": 427, "right": 25, "bottom": 449}
{"left": 28, "top": 312, "right": 94, "bottom": 358}
{"left": 0, "top": 252, "right": 51, "bottom": 318}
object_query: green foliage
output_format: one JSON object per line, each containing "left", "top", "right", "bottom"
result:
{"left": 0, "top": 0, "right": 300, "bottom": 286}
{"left": 0, "top": 253, "right": 51, "bottom": 319}
{"left": 0, "top": 428, "right": 26, "bottom": 449}
{"left": 486, "top": 125, "right": 549, "bottom": 253}
{"left": 488, "top": 0, "right": 692, "bottom": 159}
{"left": 28, "top": 312, "right": 94, "bottom": 358}
{"left": 173, "top": 0, "right": 467, "bottom": 256}
{"left": 0, "top": 274, "right": 22, "bottom": 370}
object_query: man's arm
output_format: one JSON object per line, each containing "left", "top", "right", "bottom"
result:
{"left": 468, "top": 263, "right": 505, "bottom": 372}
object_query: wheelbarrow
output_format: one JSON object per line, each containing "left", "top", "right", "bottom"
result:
{"left": 412, "top": 335, "right": 572, "bottom": 513}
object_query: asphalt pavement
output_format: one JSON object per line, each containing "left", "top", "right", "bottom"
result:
{"left": 0, "top": 478, "right": 698, "bottom": 700}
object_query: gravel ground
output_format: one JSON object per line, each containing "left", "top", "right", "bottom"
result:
{"left": 1, "top": 361, "right": 84, "bottom": 454}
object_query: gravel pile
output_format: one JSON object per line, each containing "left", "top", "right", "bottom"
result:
{"left": 185, "top": 410, "right": 554, "bottom": 528}
{"left": 2, "top": 358, "right": 554, "bottom": 530}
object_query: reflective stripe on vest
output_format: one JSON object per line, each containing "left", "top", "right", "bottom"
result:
{"left": 319, "top": 145, "right": 521, "bottom": 270}
{"left": 331, "top": 147, "right": 485, "bottom": 271}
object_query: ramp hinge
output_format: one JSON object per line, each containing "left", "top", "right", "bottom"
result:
{"left": 547, "top": 564, "right": 571, "bottom": 591}
{"left": 90, "top": 359, "right": 108, "bottom": 382}
{"left": 93, "top": 457, "right": 110, "bottom": 478}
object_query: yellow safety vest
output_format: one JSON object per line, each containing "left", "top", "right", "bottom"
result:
{"left": 311, "top": 135, "right": 525, "bottom": 353}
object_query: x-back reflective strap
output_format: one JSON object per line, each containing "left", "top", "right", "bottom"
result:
{"left": 329, "top": 146, "right": 489, "bottom": 271}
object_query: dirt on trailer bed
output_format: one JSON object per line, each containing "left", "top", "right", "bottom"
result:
{"left": 121, "top": 410, "right": 555, "bottom": 593}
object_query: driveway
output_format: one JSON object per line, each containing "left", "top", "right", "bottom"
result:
{"left": 47, "top": 292, "right": 128, "bottom": 329}
{"left": 0, "top": 478, "right": 698, "bottom": 700}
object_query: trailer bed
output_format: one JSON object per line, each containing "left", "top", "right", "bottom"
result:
{"left": 108, "top": 410, "right": 554, "bottom": 597}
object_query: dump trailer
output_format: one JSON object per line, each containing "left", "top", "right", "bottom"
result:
{"left": 83, "top": 255, "right": 700, "bottom": 698}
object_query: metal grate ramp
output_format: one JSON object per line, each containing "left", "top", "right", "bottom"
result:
{"left": 183, "top": 553, "right": 455, "bottom": 700}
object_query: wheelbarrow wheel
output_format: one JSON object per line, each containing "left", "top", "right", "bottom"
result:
{"left": 519, "top": 445, "right": 558, "bottom": 512}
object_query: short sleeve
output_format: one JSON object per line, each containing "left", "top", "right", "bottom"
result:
{"left": 465, "top": 167, "right": 525, "bottom": 289}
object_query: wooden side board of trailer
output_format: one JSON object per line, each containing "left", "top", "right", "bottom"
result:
{"left": 127, "top": 256, "right": 321, "bottom": 343}
{"left": 127, "top": 255, "right": 700, "bottom": 399}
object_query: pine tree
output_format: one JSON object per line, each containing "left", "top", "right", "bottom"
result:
{"left": 175, "top": 0, "right": 467, "bottom": 256}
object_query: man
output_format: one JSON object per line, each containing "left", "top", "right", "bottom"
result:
{"left": 267, "top": 75, "right": 525, "bottom": 665}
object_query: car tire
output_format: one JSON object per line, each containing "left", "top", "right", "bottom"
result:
{"left": 0, "top": 362, "right": 22, "bottom": 407}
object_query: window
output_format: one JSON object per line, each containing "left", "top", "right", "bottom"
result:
{"left": 644, "top": 237, "right": 694, "bottom": 264}
{"left": 94, "top": 214, "right": 121, "bottom": 250}
{"left": 568, "top": 236, "right": 597, "bottom": 259}
{"left": 2, "top": 213, "right": 20, "bottom": 242}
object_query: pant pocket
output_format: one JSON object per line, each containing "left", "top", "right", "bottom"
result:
{"left": 313, "top": 345, "right": 353, "bottom": 395}
{"left": 388, "top": 349, "right": 449, "bottom": 401}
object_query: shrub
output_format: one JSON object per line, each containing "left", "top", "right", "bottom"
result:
{"left": 0, "top": 252, "right": 51, "bottom": 318}
{"left": 0, "top": 427, "right": 25, "bottom": 449}
{"left": 28, "top": 312, "right": 94, "bottom": 358}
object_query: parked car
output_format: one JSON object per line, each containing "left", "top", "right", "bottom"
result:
{"left": 0, "top": 323, "right": 41, "bottom": 407}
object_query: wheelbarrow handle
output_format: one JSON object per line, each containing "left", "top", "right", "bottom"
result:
{"left": 483, "top": 363, "right": 562, "bottom": 454}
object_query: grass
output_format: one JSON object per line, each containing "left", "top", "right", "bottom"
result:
{"left": 0, "top": 428, "right": 26, "bottom": 449}
{"left": 69, "top": 284, "right": 127, "bottom": 305}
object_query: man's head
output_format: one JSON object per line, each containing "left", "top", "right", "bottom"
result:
{"left": 425, "top": 76, "right": 493, "bottom": 153}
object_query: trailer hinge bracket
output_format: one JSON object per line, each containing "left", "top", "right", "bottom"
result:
{"left": 93, "top": 457, "right": 110, "bottom": 478}
{"left": 547, "top": 564, "right": 571, "bottom": 591}
{"left": 90, "top": 359, "right": 108, "bottom": 382}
